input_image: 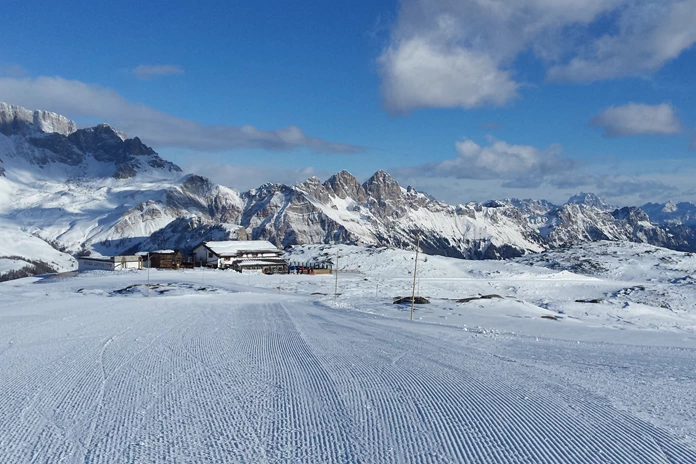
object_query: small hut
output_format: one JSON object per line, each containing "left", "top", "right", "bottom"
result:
{"left": 146, "top": 250, "right": 183, "bottom": 269}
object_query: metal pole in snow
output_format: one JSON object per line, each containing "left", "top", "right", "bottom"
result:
{"left": 147, "top": 252, "right": 150, "bottom": 297}
{"left": 410, "top": 234, "right": 420, "bottom": 321}
{"left": 334, "top": 249, "right": 339, "bottom": 298}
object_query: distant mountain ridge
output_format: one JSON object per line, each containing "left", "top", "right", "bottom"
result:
{"left": 0, "top": 102, "right": 181, "bottom": 180}
{"left": 641, "top": 201, "right": 696, "bottom": 227}
{"left": 1, "top": 103, "right": 695, "bottom": 277}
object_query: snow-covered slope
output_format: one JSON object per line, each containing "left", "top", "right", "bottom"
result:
{"left": 286, "top": 241, "right": 696, "bottom": 332}
{"left": 0, "top": 226, "right": 76, "bottom": 277}
{"left": 2, "top": 267, "right": 695, "bottom": 461}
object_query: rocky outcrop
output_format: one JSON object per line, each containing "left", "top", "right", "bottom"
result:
{"left": 0, "top": 103, "right": 181, "bottom": 179}
{"left": 0, "top": 103, "right": 77, "bottom": 137}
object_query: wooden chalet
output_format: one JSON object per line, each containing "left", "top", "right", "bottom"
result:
{"left": 146, "top": 250, "right": 183, "bottom": 269}
{"left": 191, "top": 240, "right": 287, "bottom": 274}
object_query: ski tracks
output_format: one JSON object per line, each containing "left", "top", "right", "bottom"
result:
{"left": 1, "top": 294, "right": 696, "bottom": 463}
{"left": 287, "top": 301, "right": 696, "bottom": 463}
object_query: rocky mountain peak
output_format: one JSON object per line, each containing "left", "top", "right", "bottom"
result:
{"left": 0, "top": 102, "right": 77, "bottom": 137}
{"left": 123, "top": 137, "right": 156, "bottom": 156}
{"left": 296, "top": 176, "right": 332, "bottom": 203}
{"left": 612, "top": 206, "right": 651, "bottom": 225}
{"left": 363, "top": 170, "right": 402, "bottom": 203}
{"left": 182, "top": 174, "right": 215, "bottom": 197}
{"left": 323, "top": 170, "right": 366, "bottom": 202}
{"left": 0, "top": 103, "right": 181, "bottom": 180}
{"left": 567, "top": 192, "right": 611, "bottom": 211}
{"left": 641, "top": 200, "right": 696, "bottom": 227}
{"left": 662, "top": 201, "right": 677, "bottom": 213}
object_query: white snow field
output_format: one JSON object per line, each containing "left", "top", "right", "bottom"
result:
{"left": 1, "top": 243, "right": 695, "bottom": 463}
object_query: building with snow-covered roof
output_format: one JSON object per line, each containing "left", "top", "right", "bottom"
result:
{"left": 191, "top": 240, "right": 286, "bottom": 273}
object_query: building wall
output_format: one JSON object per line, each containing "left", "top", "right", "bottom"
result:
{"left": 192, "top": 246, "right": 218, "bottom": 267}
{"left": 114, "top": 256, "right": 142, "bottom": 270}
{"left": 150, "top": 253, "right": 182, "bottom": 269}
{"left": 78, "top": 259, "right": 115, "bottom": 271}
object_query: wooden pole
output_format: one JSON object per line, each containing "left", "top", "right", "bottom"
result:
{"left": 410, "top": 234, "right": 420, "bottom": 321}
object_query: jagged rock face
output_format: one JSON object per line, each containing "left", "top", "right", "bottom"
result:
{"left": 613, "top": 206, "right": 650, "bottom": 225}
{"left": 0, "top": 103, "right": 181, "bottom": 179}
{"left": 163, "top": 176, "right": 243, "bottom": 223}
{"left": 544, "top": 204, "right": 621, "bottom": 245}
{"left": 296, "top": 176, "right": 332, "bottom": 204}
{"left": 323, "top": 170, "right": 367, "bottom": 202}
{"left": 0, "top": 103, "right": 77, "bottom": 137}
{"left": 240, "top": 183, "right": 357, "bottom": 247}
{"left": 363, "top": 170, "right": 401, "bottom": 201}
{"left": 362, "top": 170, "right": 406, "bottom": 218}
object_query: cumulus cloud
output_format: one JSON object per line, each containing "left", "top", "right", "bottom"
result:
{"left": 548, "top": 1, "right": 696, "bottom": 82}
{"left": 0, "top": 76, "right": 362, "bottom": 154}
{"left": 380, "top": 0, "right": 696, "bottom": 111}
{"left": 590, "top": 103, "right": 683, "bottom": 137}
{"left": 396, "top": 137, "right": 574, "bottom": 184}
{"left": 131, "top": 65, "right": 184, "bottom": 80}
{"left": 379, "top": 37, "right": 518, "bottom": 113}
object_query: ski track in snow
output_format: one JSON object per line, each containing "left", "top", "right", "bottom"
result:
{"left": 0, "top": 282, "right": 695, "bottom": 463}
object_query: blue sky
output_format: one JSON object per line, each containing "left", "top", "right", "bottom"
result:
{"left": 2, "top": 0, "right": 696, "bottom": 205}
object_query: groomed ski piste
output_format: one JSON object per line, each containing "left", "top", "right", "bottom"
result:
{"left": 1, "top": 242, "right": 695, "bottom": 463}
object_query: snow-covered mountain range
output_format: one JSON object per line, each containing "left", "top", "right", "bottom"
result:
{"left": 1, "top": 103, "right": 695, "bottom": 278}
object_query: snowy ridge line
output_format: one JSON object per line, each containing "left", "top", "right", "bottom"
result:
{"left": 1, "top": 103, "right": 696, "bottom": 267}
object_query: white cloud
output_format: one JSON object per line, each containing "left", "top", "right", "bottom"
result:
{"left": 548, "top": 1, "right": 696, "bottom": 82}
{"left": 590, "top": 103, "right": 683, "bottom": 137}
{"left": 0, "top": 76, "right": 362, "bottom": 154}
{"left": 380, "top": 0, "right": 696, "bottom": 111}
{"left": 379, "top": 37, "right": 518, "bottom": 113}
{"left": 396, "top": 137, "right": 574, "bottom": 185}
{"left": 131, "top": 65, "right": 184, "bottom": 80}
